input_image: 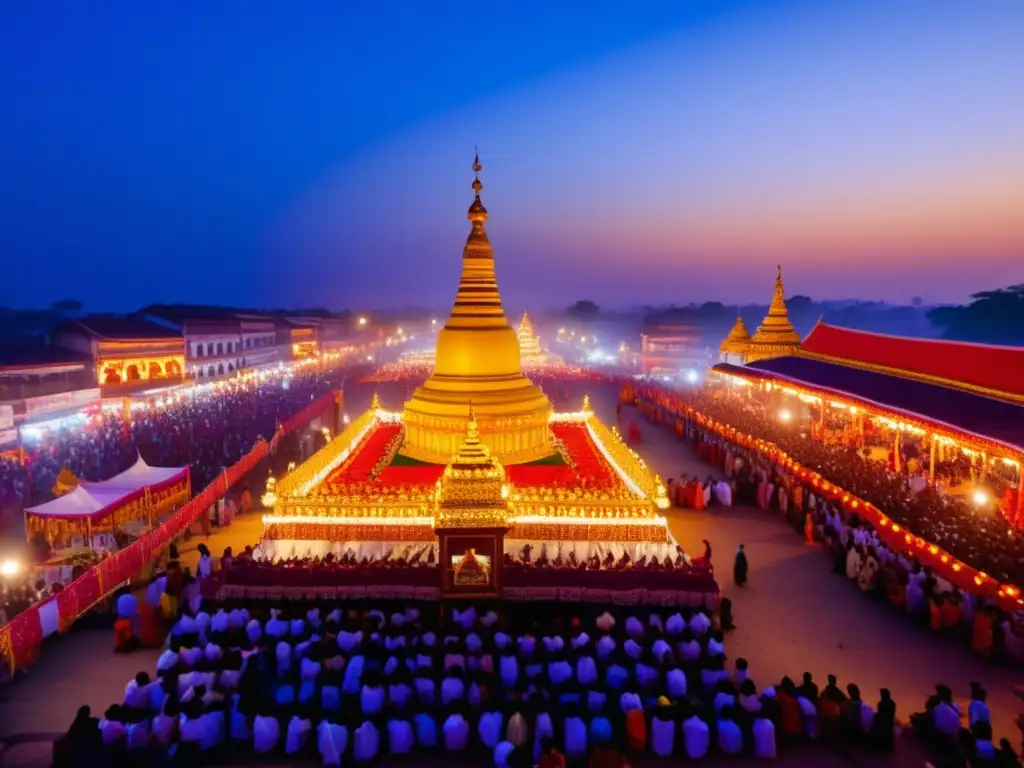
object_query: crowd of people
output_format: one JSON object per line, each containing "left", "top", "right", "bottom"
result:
{"left": 1, "top": 368, "right": 340, "bottom": 517}
{"left": 634, "top": 386, "right": 1024, "bottom": 663}
{"left": 634, "top": 384, "right": 1024, "bottom": 590}
{"left": 62, "top": 592, "right": 1021, "bottom": 768}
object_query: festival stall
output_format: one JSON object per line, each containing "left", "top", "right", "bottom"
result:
{"left": 24, "top": 455, "right": 190, "bottom": 549}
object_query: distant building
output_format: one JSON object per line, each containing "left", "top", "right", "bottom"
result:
{"left": 0, "top": 346, "right": 96, "bottom": 426}
{"left": 640, "top": 310, "right": 708, "bottom": 376}
{"left": 55, "top": 316, "right": 186, "bottom": 391}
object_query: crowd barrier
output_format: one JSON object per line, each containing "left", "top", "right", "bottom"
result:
{"left": 625, "top": 385, "right": 1022, "bottom": 613}
{"left": 0, "top": 391, "right": 338, "bottom": 674}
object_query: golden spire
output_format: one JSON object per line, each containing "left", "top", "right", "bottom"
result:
{"left": 581, "top": 393, "right": 593, "bottom": 413}
{"left": 751, "top": 264, "right": 801, "bottom": 346}
{"left": 370, "top": 391, "right": 382, "bottom": 410}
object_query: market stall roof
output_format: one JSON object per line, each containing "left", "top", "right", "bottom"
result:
{"left": 25, "top": 455, "right": 188, "bottom": 521}
{"left": 712, "top": 356, "right": 1024, "bottom": 455}
{"left": 799, "top": 322, "right": 1024, "bottom": 402}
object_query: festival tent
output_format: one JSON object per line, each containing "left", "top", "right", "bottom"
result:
{"left": 25, "top": 455, "right": 190, "bottom": 546}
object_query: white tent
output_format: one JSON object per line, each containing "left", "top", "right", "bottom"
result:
{"left": 26, "top": 455, "right": 188, "bottom": 522}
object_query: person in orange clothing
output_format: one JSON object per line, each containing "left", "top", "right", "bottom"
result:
{"left": 777, "top": 678, "right": 805, "bottom": 740}
{"left": 928, "top": 594, "right": 943, "bottom": 633}
{"left": 113, "top": 618, "right": 135, "bottom": 653}
{"left": 625, "top": 708, "right": 647, "bottom": 753}
{"left": 971, "top": 607, "right": 994, "bottom": 660}
{"left": 138, "top": 600, "right": 163, "bottom": 647}
{"left": 804, "top": 511, "right": 815, "bottom": 545}
{"left": 940, "top": 593, "right": 961, "bottom": 630}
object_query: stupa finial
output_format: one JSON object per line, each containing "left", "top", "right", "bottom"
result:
{"left": 581, "top": 393, "right": 593, "bottom": 413}
{"left": 370, "top": 391, "right": 381, "bottom": 411}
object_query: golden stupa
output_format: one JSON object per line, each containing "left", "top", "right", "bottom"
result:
{"left": 745, "top": 265, "right": 802, "bottom": 362}
{"left": 402, "top": 155, "right": 553, "bottom": 464}
{"left": 718, "top": 313, "right": 752, "bottom": 361}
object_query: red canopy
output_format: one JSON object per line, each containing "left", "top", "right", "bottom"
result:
{"left": 800, "top": 322, "right": 1024, "bottom": 400}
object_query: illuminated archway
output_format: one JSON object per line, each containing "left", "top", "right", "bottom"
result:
{"left": 208, "top": 365, "right": 216, "bottom": 377}
{"left": 104, "top": 368, "right": 121, "bottom": 385}
{"left": 149, "top": 361, "right": 163, "bottom": 378}
{"left": 218, "top": 363, "right": 225, "bottom": 376}
{"left": 126, "top": 364, "right": 141, "bottom": 381}
{"left": 165, "top": 359, "right": 182, "bottom": 376}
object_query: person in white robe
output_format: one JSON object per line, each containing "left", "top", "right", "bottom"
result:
{"left": 493, "top": 739, "right": 515, "bottom": 768}
{"left": 478, "top": 710, "right": 503, "bottom": 749}
{"left": 532, "top": 710, "right": 554, "bottom": 761}
{"left": 563, "top": 711, "right": 588, "bottom": 760}
{"left": 714, "top": 480, "right": 733, "bottom": 506}
{"left": 253, "top": 709, "right": 280, "bottom": 753}
{"left": 286, "top": 714, "right": 312, "bottom": 754}
{"left": 682, "top": 713, "right": 710, "bottom": 759}
{"left": 506, "top": 710, "right": 528, "bottom": 747}
{"left": 443, "top": 712, "right": 470, "bottom": 751}
{"left": 414, "top": 711, "right": 438, "bottom": 747}
{"left": 353, "top": 720, "right": 380, "bottom": 762}
{"left": 716, "top": 707, "right": 743, "bottom": 755}
{"left": 317, "top": 719, "right": 348, "bottom": 766}
{"left": 753, "top": 712, "right": 777, "bottom": 758}
{"left": 651, "top": 704, "right": 675, "bottom": 757}
{"left": 387, "top": 716, "right": 414, "bottom": 755}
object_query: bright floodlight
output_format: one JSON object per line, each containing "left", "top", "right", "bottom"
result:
{"left": 971, "top": 488, "right": 989, "bottom": 506}
{"left": 685, "top": 370, "right": 699, "bottom": 383}
{"left": 0, "top": 559, "right": 20, "bottom": 578}
{"left": 779, "top": 408, "right": 792, "bottom": 422}
{"left": 358, "top": 316, "right": 368, "bottom": 326}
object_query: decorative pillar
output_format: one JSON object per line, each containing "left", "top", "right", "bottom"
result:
{"left": 929, "top": 434, "right": 936, "bottom": 485}
{"left": 980, "top": 451, "right": 987, "bottom": 481}
{"left": 893, "top": 428, "right": 902, "bottom": 473}
{"left": 819, "top": 401, "right": 826, "bottom": 442}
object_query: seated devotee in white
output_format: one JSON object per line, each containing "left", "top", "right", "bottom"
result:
{"left": 683, "top": 714, "right": 710, "bottom": 759}
{"left": 354, "top": 720, "right": 380, "bottom": 762}
{"left": 715, "top": 480, "right": 733, "bottom": 506}
{"left": 753, "top": 714, "right": 777, "bottom": 758}
{"left": 494, "top": 740, "right": 515, "bottom": 768}
{"left": 651, "top": 710, "right": 675, "bottom": 757}
{"left": 253, "top": 713, "right": 280, "bottom": 753}
{"left": 716, "top": 711, "right": 743, "bottom": 755}
{"left": 443, "top": 713, "right": 470, "bottom": 751}
{"left": 506, "top": 711, "right": 528, "bottom": 747}
{"left": 387, "top": 716, "right": 414, "bottom": 755}
{"left": 563, "top": 713, "right": 588, "bottom": 760}
{"left": 414, "top": 712, "right": 438, "bottom": 747}
{"left": 478, "top": 710, "right": 503, "bottom": 749}
{"left": 286, "top": 714, "right": 312, "bottom": 754}
{"left": 318, "top": 719, "right": 348, "bottom": 767}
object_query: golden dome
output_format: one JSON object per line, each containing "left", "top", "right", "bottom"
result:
{"left": 402, "top": 155, "right": 553, "bottom": 464}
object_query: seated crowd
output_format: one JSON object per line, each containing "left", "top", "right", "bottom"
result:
{"left": 57, "top": 594, "right": 985, "bottom": 768}
{"left": 660, "top": 404, "right": 1024, "bottom": 663}
{"left": 636, "top": 385, "right": 1023, "bottom": 588}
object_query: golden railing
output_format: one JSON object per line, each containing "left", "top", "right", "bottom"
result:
{"left": 276, "top": 408, "right": 379, "bottom": 500}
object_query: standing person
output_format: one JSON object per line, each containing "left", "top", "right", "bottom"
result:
{"left": 733, "top": 545, "right": 748, "bottom": 587}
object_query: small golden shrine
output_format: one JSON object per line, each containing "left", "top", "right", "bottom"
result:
{"left": 401, "top": 154, "right": 553, "bottom": 465}
{"left": 434, "top": 407, "right": 512, "bottom": 530}
{"left": 718, "top": 313, "right": 752, "bottom": 364}
{"left": 517, "top": 312, "right": 561, "bottom": 366}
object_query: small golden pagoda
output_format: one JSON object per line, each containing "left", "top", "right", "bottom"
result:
{"left": 434, "top": 407, "right": 512, "bottom": 530}
{"left": 745, "top": 265, "right": 802, "bottom": 363}
{"left": 402, "top": 155, "right": 553, "bottom": 464}
{"left": 517, "top": 312, "right": 544, "bottom": 361}
{"left": 718, "top": 313, "right": 752, "bottom": 364}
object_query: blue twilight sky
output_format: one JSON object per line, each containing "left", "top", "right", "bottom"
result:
{"left": 1, "top": 0, "right": 1023, "bottom": 313}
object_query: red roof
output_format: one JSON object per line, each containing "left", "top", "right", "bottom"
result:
{"left": 800, "top": 323, "right": 1024, "bottom": 400}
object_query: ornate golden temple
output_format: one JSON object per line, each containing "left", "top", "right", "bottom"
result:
{"left": 719, "top": 265, "right": 802, "bottom": 364}
{"left": 401, "top": 155, "right": 553, "bottom": 464}
{"left": 517, "top": 311, "right": 561, "bottom": 366}
{"left": 257, "top": 157, "right": 681, "bottom": 562}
